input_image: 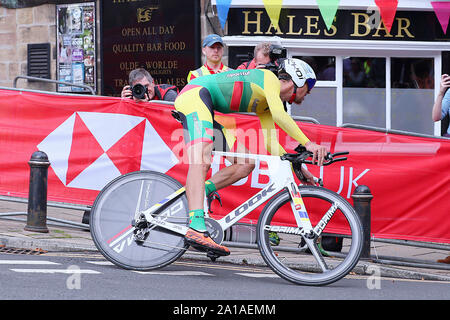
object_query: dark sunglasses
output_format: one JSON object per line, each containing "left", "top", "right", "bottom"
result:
{"left": 306, "top": 78, "right": 316, "bottom": 92}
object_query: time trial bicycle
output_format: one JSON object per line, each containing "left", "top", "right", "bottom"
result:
{"left": 90, "top": 146, "right": 363, "bottom": 286}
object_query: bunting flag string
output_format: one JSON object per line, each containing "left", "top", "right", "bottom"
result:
{"left": 215, "top": 0, "right": 447, "bottom": 36}
{"left": 262, "top": 0, "right": 283, "bottom": 28}
{"left": 216, "top": 0, "right": 232, "bottom": 30}
{"left": 316, "top": 0, "right": 340, "bottom": 30}
{"left": 374, "top": 0, "right": 399, "bottom": 33}
{"left": 431, "top": 1, "right": 450, "bottom": 34}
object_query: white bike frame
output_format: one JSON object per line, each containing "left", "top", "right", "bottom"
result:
{"left": 135, "top": 151, "right": 322, "bottom": 239}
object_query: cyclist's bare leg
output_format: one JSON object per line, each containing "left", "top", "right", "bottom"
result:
{"left": 185, "top": 141, "right": 213, "bottom": 211}
{"left": 184, "top": 140, "right": 230, "bottom": 256}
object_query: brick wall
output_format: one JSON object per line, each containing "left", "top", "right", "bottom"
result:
{"left": 0, "top": 4, "right": 55, "bottom": 91}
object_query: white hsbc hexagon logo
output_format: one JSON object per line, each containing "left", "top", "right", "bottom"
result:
{"left": 37, "top": 112, "right": 178, "bottom": 191}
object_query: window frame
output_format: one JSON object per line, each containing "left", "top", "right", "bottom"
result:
{"left": 282, "top": 40, "right": 443, "bottom": 135}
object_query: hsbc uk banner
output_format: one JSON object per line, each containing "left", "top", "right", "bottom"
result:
{"left": 0, "top": 88, "right": 449, "bottom": 244}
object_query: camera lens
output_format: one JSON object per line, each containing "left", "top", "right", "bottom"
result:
{"left": 131, "top": 84, "right": 148, "bottom": 100}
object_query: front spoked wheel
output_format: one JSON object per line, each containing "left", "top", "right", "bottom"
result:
{"left": 257, "top": 186, "right": 363, "bottom": 286}
{"left": 90, "top": 171, "right": 189, "bottom": 271}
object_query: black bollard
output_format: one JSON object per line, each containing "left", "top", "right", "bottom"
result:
{"left": 351, "top": 185, "right": 373, "bottom": 259}
{"left": 24, "top": 151, "right": 50, "bottom": 233}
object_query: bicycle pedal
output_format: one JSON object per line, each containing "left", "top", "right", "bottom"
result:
{"left": 206, "top": 251, "right": 220, "bottom": 262}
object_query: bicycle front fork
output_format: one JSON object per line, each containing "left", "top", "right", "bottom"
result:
{"left": 286, "top": 182, "right": 316, "bottom": 239}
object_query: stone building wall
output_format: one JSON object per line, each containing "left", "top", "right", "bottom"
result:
{"left": 0, "top": 4, "right": 56, "bottom": 91}
{"left": 0, "top": 0, "right": 221, "bottom": 94}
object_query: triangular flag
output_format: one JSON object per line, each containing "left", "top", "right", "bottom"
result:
{"left": 316, "top": 0, "right": 340, "bottom": 30}
{"left": 216, "top": 0, "right": 232, "bottom": 29}
{"left": 263, "top": 0, "right": 283, "bottom": 28}
{"left": 431, "top": 1, "right": 450, "bottom": 34}
{"left": 374, "top": 0, "right": 398, "bottom": 33}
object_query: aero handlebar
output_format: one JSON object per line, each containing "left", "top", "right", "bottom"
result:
{"left": 280, "top": 145, "right": 349, "bottom": 166}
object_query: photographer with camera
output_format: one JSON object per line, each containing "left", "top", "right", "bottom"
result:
{"left": 237, "top": 42, "right": 286, "bottom": 71}
{"left": 121, "top": 68, "right": 178, "bottom": 102}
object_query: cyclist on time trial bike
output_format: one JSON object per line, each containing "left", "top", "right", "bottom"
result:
{"left": 174, "top": 58, "right": 328, "bottom": 256}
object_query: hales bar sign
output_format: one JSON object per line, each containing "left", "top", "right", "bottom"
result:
{"left": 227, "top": 8, "right": 450, "bottom": 41}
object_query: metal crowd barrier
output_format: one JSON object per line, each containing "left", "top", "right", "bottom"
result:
{"left": 0, "top": 100, "right": 449, "bottom": 269}
{"left": 13, "top": 75, "right": 95, "bottom": 95}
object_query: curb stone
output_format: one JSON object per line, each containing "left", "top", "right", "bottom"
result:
{"left": 0, "top": 236, "right": 97, "bottom": 252}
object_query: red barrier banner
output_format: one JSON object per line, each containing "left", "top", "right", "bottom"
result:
{"left": 0, "top": 88, "right": 449, "bottom": 243}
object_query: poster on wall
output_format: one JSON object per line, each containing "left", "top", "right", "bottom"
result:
{"left": 56, "top": 2, "right": 96, "bottom": 93}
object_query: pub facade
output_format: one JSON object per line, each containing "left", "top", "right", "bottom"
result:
{"left": 219, "top": 0, "right": 450, "bottom": 137}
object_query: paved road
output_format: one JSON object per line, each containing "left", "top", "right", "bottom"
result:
{"left": 1, "top": 251, "right": 449, "bottom": 303}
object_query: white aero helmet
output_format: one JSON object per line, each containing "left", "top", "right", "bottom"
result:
{"left": 278, "top": 58, "right": 316, "bottom": 92}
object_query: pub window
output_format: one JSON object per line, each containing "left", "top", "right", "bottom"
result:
{"left": 294, "top": 56, "right": 336, "bottom": 81}
{"left": 291, "top": 56, "right": 336, "bottom": 126}
{"left": 391, "top": 58, "right": 434, "bottom": 135}
{"left": 343, "top": 57, "right": 386, "bottom": 128}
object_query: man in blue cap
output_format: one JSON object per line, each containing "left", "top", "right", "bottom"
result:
{"left": 187, "top": 34, "right": 232, "bottom": 82}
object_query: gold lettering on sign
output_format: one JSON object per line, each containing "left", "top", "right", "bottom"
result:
{"left": 286, "top": 15, "right": 302, "bottom": 35}
{"left": 304, "top": 16, "right": 321, "bottom": 35}
{"left": 351, "top": 13, "right": 415, "bottom": 38}
{"left": 324, "top": 17, "right": 338, "bottom": 36}
{"left": 155, "top": 78, "right": 186, "bottom": 87}
{"left": 114, "top": 79, "right": 128, "bottom": 87}
{"left": 119, "top": 61, "right": 140, "bottom": 71}
{"left": 145, "top": 60, "right": 178, "bottom": 70}
{"left": 373, "top": 21, "right": 393, "bottom": 37}
{"left": 265, "top": 23, "right": 283, "bottom": 35}
{"left": 351, "top": 13, "right": 371, "bottom": 37}
{"left": 137, "top": 6, "right": 158, "bottom": 23}
{"left": 396, "top": 18, "right": 415, "bottom": 38}
{"left": 242, "top": 11, "right": 263, "bottom": 34}
{"left": 238, "top": 9, "right": 414, "bottom": 39}
{"left": 112, "top": 43, "right": 145, "bottom": 54}
{"left": 146, "top": 42, "right": 163, "bottom": 51}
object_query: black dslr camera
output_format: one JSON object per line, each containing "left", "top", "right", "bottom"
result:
{"left": 131, "top": 84, "right": 148, "bottom": 100}
{"left": 269, "top": 44, "right": 286, "bottom": 62}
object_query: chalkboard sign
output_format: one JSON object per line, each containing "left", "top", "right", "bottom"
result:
{"left": 100, "top": 0, "right": 200, "bottom": 96}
